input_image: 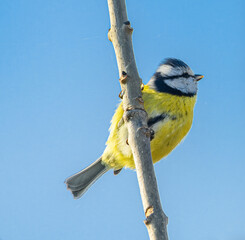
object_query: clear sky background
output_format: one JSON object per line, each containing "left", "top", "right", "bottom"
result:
{"left": 0, "top": 0, "right": 244, "bottom": 239}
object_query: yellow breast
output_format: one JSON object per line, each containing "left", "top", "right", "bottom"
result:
{"left": 102, "top": 85, "right": 197, "bottom": 169}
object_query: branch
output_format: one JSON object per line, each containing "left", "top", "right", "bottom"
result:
{"left": 107, "top": 0, "right": 169, "bottom": 239}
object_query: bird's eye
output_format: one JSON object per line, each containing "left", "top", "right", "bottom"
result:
{"left": 182, "top": 72, "right": 189, "bottom": 78}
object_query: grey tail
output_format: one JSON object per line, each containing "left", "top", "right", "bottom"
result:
{"left": 65, "top": 157, "right": 109, "bottom": 199}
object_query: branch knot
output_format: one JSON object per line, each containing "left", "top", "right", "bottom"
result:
{"left": 123, "top": 20, "right": 133, "bottom": 33}
{"left": 119, "top": 71, "right": 128, "bottom": 84}
{"left": 119, "top": 90, "right": 125, "bottom": 99}
{"left": 138, "top": 126, "right": 152, "bottom": 139}
{"left": 144, "top": 206, "right": 154, "bottom": 225}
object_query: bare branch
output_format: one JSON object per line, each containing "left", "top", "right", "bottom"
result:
{"left": 107, "top": 0, "right": 169, "bottom": 239}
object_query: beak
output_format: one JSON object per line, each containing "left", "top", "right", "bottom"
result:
{"left": 195, "top": 74, "right": 204, "bottom": 81}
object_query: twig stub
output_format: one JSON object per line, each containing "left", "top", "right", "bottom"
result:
{"left": 124, "top": 108, "right": 147, "bottom": 122}
{"left": 119, "top": 90, "right": 124, "bottom": 99}
{"left": 124, "top": 21, "right": 130, "bottom": 25}
{"left": 144, "top": 206, "right": 154, "bottom": 225}
{"left": 123, "top": 20, "right": 133, "bottom": 33}
{"left": 136, "top": 96, "right": 144, "bottom": 104}
{"left": 120, "top": 71, "right": 128, "bottom": 83}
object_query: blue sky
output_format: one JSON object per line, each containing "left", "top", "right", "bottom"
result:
{"left": 0, "top": 0, "right": 244, "bottom": 239}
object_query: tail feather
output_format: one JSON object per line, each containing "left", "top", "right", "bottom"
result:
{"left": 65, "top": 157, "right": 108, "bottom": 199}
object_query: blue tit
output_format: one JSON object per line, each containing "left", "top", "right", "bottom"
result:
{"left": 65, "top": 58, "right": 203, "bottom": 199}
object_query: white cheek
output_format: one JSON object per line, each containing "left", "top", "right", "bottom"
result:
{"left": 164, "top": 78, "right": 197, "bottom": 94}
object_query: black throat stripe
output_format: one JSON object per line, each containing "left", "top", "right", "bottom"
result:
{"left": 157, "top": 72, "right": 192, "bottom": 80}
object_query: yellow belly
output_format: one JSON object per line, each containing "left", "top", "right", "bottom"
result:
{"left": 102, "top": 85, "right": 196, "bottom": 169}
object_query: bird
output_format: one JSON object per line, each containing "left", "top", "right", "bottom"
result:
{"left": 65, "top": 58, "right": 203, "bottom": 199}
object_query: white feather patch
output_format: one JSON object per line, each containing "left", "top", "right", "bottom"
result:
{"left": 164, "top": 77, "right": 197, "bottom": 95}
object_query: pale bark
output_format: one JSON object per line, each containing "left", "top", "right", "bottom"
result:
{"left": 107, "top": 0, "right": 169, "bottom": 239}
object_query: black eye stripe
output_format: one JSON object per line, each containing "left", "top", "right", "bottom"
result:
{"left": 148, "top": 72, "right": 196, "bottom": 97}
{"left": 155, "top": 72, "right": 193, "bottom": 80}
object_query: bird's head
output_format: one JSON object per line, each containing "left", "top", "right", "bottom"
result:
{"left": 148, "top": 58, "right": 203, "bottom": 97}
